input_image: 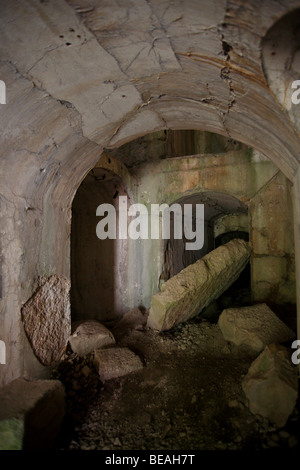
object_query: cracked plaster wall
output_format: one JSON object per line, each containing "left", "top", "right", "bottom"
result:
{"left": 1, "top": 0, "right": 300, "bottom": 385}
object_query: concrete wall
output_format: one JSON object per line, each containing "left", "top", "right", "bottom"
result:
{"left": 249, "top": 172, "right": 295, "bottom": 305}
{"left": 129, "top": 143, "right": 295, "bottom": 309}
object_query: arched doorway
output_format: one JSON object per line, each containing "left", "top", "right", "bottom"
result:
{"left": 71, "top": 165, "right": 130, "bottom": 323}
{"left": 160, "top": 191, "right": 248, "bottom": 281}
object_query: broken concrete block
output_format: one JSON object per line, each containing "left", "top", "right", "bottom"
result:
{"left": 218, "top": 303, "right": 295, "bottom": 352}
{"left": 68, "top": 320, "right": 115, "bottom": 356}
{"left": 94, "top": 347, "right": 143, "bottom": 382}
{"left": 242, "top": 343, "right": 298, "bottom": 428}
{"left": 0, "top": 378, "right": 65, "bottom": 450}
{"left": 21, "top": 275, "right": 71, "bottom": 366}
{"left": 147, "top": 239, "right": 251, "bottom": 331}
{"left": 111, "top": 307, "right": 148, "bottom": 340}
{"left": 0, "top": 418, "right": 24, "bottom": 450}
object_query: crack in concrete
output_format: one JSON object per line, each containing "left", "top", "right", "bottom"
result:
{"left": 106, "top": 89, "right": 224, "bottom": 146}
{"left": 107, "top": 93, "right": 169, "bottom": 145}
{"left": 124, "top": 45, "right": 149, "bottom": 73}
{"left": 172, "top": 95, "right": 216, "bottom": 106}
{"left": 144, "top": 0, "right": 168, "bottom": 35}
{"left": 144, "top": 0, "right": 183, "bottom": 71}
{"left": 26, "top": 44, "right": 63, "bottom": 74}
{"left": 249, "top": 170, "right": 281, "bottom": 202}
{"left": 0, "top": 189, "right": 29, "bottom": 208}
{"left": 218, "top": 28, "right": 236, "bottom": 138}
{"left": 68, "top": 9, "right": 132, "bottom": 80}
{"left": 13, "top": 148, "right": 38, "bottom": 156}
{"left": 4, "top": 59, "right": 87, "bottom": 143}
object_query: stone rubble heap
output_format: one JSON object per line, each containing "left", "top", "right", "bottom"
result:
{"left": 0, "top": 308, "right": 147, "bottom": 450}
{"left": 217, "top": 303, "right": 298, "bottom": 428}
{"left": 67, "top": 310, "right": 146, "bottom": 382}
{"left": 2, "top": 277, "right": 299, "bottom": 449}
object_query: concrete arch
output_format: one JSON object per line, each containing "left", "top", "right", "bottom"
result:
{"left": 1, "top": 0, "right": 300, "bottom": 386}
{"left": 105, "top": 97, "right": 300, "bottom": 181}
{"left": 160, "top": 190, "right": 248, "bottom": 280}
{"left": 262, "top": 7, "right": 300, "bottom": 134}
{"left": 71, "top": 165, "right": 132, "bottom": 323}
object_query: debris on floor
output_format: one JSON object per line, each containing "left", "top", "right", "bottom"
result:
{"left": 242, "top": 343, "right": 298, "bottom": 427}
{"left": 51, "top": 310, "right": 300, "bottom": 451}
{"left": 218, "top": 303, "right": 295, "bottom": 352}
{"left": 69, "top": 320, "right": 115, "bottom": 357}
{"left": 93, "top": 346, "right": 144, "bottom": 382}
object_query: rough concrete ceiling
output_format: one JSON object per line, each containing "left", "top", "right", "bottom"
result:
{"left": 1, "top": 0, "right": 300, "bottom": 201}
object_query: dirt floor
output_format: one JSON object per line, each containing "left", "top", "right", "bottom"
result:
{"left": 52, "top": 309, "right": 300, "bottom": 451}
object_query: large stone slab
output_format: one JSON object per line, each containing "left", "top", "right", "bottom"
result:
{"left": 94, "top": 347, "right": 143, "bottom": 382}
{"left": 68, "top": 320, "right": 115, "bottom": 357}
{"left": 0, "top": 378, "right": 65, "bottom": 450}
{"left": 147, "top": 238, "right": 251, "bottom": 331}
{"left": 242, "top": 343, "right": 298, "bottom": 428}
{"left": 218, "top": 303, "right": 295, "bottom": 352}
{"left": 21, "top": 275, "right": 71, "bottom": 366}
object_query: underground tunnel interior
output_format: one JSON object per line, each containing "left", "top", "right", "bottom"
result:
{"left": 49, "top": 129, "right": 300, "bottom": 451}
{"left": 1, "top": 0, "right": 300, "bottom": 453}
